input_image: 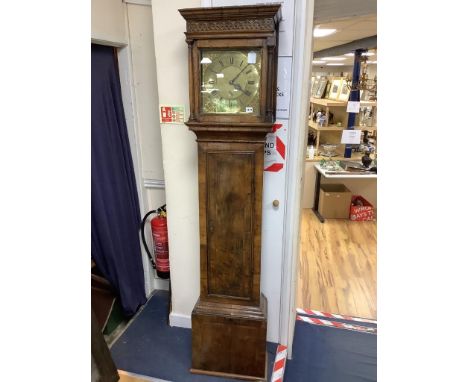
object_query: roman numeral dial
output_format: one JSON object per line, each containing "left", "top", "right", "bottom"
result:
{"left": 200, "top": 50, "right": 261, "bottom": 114}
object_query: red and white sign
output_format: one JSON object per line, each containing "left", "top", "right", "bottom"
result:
{"left": 159, "top": 105, "right": 185, "bottom": 124}
{"left": 271, "top": 344, "right": 287, "bottom": 382}
{"left": 349, "top": 196, "right": 375, "bottom": 221}
{"left": 264, "top": 123, "right": 286, "bottom": 172}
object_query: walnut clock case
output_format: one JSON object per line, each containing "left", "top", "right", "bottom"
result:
{"left": 179, "top": 5, "right": 281, "bottom": 381}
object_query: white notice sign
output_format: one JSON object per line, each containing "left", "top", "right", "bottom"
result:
{"left": 276, "top": 57, "right": 292, "bottom": 119}
{"left": 341, "top": 130, "right": 362, "bottom": 144}
{"left": 347, "top": 101, "right": 361, "bottom": 113}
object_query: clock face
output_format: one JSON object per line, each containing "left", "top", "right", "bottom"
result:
{"left": 200, "top": 49, "right": 261, "bottom": 115}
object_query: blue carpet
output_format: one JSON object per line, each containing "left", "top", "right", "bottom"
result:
{"left": 284, "top": 320, "right": 377, "bottom": 382}
{"left": 110, "top": 291, "right": 277, "bottom": 382}
{"left": 111, "top": 291, "right": 377, "bottom": 381}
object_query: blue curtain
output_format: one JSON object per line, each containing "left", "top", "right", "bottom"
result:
{"left": 91, "top": 44, "right": 146, "bottom": 316}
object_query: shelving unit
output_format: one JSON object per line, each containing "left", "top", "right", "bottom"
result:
{"left": 309, "top": 97, "right": 377, "bottom": 159}
{"left": 309, "top": 98, "right": 346, "bottom": 127}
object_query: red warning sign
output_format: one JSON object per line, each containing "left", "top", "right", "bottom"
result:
{"left": 264, "top": 123, "right": 286, "bottom": 172}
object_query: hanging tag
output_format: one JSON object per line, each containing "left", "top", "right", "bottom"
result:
{"left": 341, "top": 129, "right": 362, "bottom": 144}
{"left": 347, "top": 101, "right": 360, "bottom": 113}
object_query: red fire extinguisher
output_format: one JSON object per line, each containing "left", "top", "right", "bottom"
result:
{"left": 140, "top": 205, "right": 170, "bottom": 279}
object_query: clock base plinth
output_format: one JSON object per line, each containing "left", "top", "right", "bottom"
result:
{"left": 191, "top": 295, "right": 268, "bottom": 381}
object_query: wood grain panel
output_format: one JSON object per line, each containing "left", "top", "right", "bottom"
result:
{"left": 297, "top": 209, "right": 377, "bottom": 319}
{"left": 192, "top": 295, "right": 267, "bottom": 380}
{"left": 198, "top": 141, "right": 264, "bottom": 306}
{"left": 206, "top": 151, "right": 254, "bottom": 300}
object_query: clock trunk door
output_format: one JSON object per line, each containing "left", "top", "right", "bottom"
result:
{"left": 205, "top": 149, "right": 256, "bottom": 301}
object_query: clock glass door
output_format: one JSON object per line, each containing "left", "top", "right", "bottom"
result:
{"left": 200, "top": 49, "right": 262, "bottom": 115}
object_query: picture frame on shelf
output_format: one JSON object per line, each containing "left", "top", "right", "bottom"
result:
{"left": 338, "top": 81, "right": 350, "bottom": 101}
{"left": 313, "top": 77, "right": 328, "bottom": 98}
{"left": 324, "top": 82, "right": 332, "bottom": 98}
{"left": 328, "top": 78, "right": 342, "bottom": 100}
{"left": 311, "top": 77, "right": 320, "bottom": 97}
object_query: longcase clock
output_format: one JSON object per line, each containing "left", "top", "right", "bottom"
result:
{"left": 179, "top": 5, "right": 281, "bottom": 381}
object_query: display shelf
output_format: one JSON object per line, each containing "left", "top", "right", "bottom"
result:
{"left": 310, "top": 98, "right": 347, "bottom": 107}
{"left": 310, "top": 98, "right": 377, "bottom": 128}
{"left": 305, "top": 150, "right": 373, "bottom": 162}
{"left": 308, "top": 123, "right": 377, "bottom": 157}
{"left": 310, "top": 97, "right": 376, "bottom": 108}
{"left": 360, "top": 100, "right": 377, "bottom": 107}
{"left": 308, "top": 121, "right": 377, "bottom": 132}
{"left": 309, "top": 96, "right": 378, "bottom": 158}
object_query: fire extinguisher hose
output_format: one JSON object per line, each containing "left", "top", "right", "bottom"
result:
{"left": 140, "top": 210, "right": 158, "bottom": 269}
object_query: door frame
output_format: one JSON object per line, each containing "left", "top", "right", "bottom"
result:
{"left": 92, "top": 1, "right": 163, "bottom": 296}
{"left": 278, "top": 0, "right": 315, "bottom": 356}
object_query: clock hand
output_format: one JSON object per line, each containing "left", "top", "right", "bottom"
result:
{"left": 232, "top": 83, "right": 251, "bottom": 96}
{"left": 229, "top": 64, "right": 251, "bottom": 85}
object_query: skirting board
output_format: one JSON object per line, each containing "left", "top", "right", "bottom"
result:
{"left": 153, "top": 278, "right": 170, "bottom": 291}
{"left": 169, "top": 312, "right": 192, "bottom": 329}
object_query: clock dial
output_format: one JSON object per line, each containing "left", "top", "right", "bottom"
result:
{"left": 200, "top": 49, "right": 261, "bottom": 114}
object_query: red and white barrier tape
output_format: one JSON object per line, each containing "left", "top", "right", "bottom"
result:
{"left": 271, "top": 344, "right": 287, "bottom": 382}
{"left": 296, "top": 308, "right": 377, "bottom": 325}
{"left": 296, "top": 315, "right": 377, "bottom": 334}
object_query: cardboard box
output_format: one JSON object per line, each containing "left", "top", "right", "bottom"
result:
{"left": 349, "top": 195, "right": 374, "bottom": 221}
{"left": 318, "top": 184, "right": 352, "bottom": 219}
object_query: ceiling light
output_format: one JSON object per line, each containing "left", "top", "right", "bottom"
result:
{"left": 327, "top": 63, "right": 344, "bottom": 66}
{"left": 312, "top": 60, "right": 325, "bottom": 64}
{"left": 322, "top": 57, "right": 346, "bottom": 61}
{"left": 313, "top": 28, "right": 336, "bottom": 38}
{"left": 344, "top": 52, "right": 375, "bottom": 57}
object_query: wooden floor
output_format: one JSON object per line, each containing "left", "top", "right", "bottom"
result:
{"left": 118, "top": 370, "right": 167, "bottom": 382}
{"left": 297, "top": 209, "right": 377, "bottom": 319}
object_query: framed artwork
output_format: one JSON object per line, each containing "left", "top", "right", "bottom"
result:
{"left": 311, "top": 77, "right": 320, "bottom": 98}
{"left": 314, "top": 77, "right": 328, "bottom": 98}
{"left": 324, "top": 82, "right": 332, "bottom": 99}
{"left": 328, "top": 78, "right": 342, "bottom": 100}
{"left": 338, "top": 81, "right": 350, "bottom": 101}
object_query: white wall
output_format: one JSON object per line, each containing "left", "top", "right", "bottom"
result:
{"left": 127, "top": 4, "right": 165, "bottom": 183}
{"left": 126, "top": 3, "right": 168, "bottom": 292}
{"left": 92, "top": 0, "right": 168, "bottom": 294}
{"left": 91, "top": 0, "right": 127, "bottom": 46}
{"left": 151, "top": 0, "right": 200, "bottom": 328}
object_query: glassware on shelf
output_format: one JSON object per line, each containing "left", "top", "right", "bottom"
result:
{"left": 320, "top": 144, "right": 340, "bottom": 170}
{"left": 322, "top": 144, "right": 337, "bottom": 158}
